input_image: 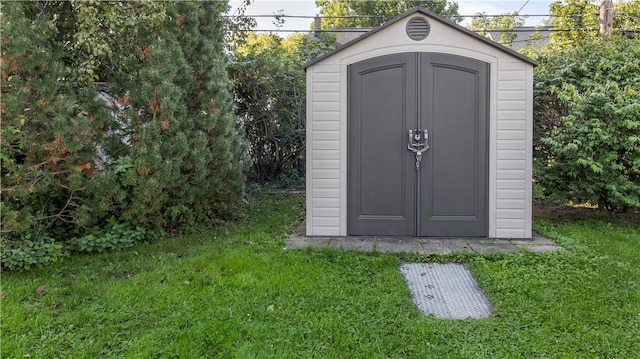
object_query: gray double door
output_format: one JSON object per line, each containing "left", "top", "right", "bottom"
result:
{"left": 348, "top": 52, "right": 488, "bottom": 237}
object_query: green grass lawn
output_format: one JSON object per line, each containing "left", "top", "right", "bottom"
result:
{"left": 2, "top": 194, "right": 639, "bottom": 358}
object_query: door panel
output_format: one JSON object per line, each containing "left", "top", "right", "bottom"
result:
{"left": 420, "top": 54, "right": 488, "bottom": 236}
{"left": 348, "top": 53, "right": 417, "bottom": 236}
{"left": 348, "top": 52, "right": 488, "bottom": 237}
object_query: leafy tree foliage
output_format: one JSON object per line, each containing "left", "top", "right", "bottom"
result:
{"left": 547, "top": 0, "right": 640, "bottom": 50}
{"left": 615, "top": 0, "right": 640, "bottom": 36}
{"left": 1, "top": 1, "right": 245, "bottom": 269}
{"left": 547, "top": 0, "right": 600, "bottom": 49}
{"left": 50, "top": 0, "right": 166, "bottom": 83}
{"left": 316, "top": 0, "right": 460, "bottom": 29}
{"left": 534, "top": 36, "right": 640, "bottom": 210}
{"left": 229, "top": 33, "right": 334, "bottom": 183}
{"left": 468, "top": 12, "right": 527, "bottom": 47}
{"left": 223, "top": 0, "right": 257, "bottom": 52}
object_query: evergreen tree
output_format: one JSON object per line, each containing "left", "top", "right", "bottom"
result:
{"left": 1, "top": 2, "right": 107, "bottom": 237}
{"left": 1, "top": 1, "right": 246, "bottom": 269}
{"left": 167, "top": 1, "right": 246, "bottom": 224}
{"left": 96, "top": 1, "right": 246, "bottom": 230}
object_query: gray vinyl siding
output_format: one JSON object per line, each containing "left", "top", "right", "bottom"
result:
{"left": 307, "top": 65, "right": 341, "bottom": 236}
{"left": 306, "top": 12, "right": 534, "bottom": 239}
{"left": 495, "top": 61, "right": 532, "bottom": 238}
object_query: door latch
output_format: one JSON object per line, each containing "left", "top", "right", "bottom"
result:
{"left": 408, "top": 129, "right": 429, "bottom": 169}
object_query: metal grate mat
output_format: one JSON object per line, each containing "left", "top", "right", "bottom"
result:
{"left": 400, "top": 263, "right": 493, "bottom": 319}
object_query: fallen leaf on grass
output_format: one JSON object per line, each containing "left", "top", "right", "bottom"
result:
{"left": 34, "top": 286, "right": 47, "bottom": 297}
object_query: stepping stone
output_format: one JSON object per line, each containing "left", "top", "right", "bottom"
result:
{"left": 400, "top": 263, "right": 492, "bottom": 320}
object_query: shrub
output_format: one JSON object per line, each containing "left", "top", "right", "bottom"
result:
{"left": 1, "top": 235, "right": 69, "bottom": 271}
{"left": 534, "top": 36, "right": 640, "bottom": 210}
{"left": 229, "top": 32, "right": 334, "bottom": 183}
{"left": 68, "top": 222, "right": 147, "bottom": 253}
{"left": 1, "top": 2, "right": 246, "bottom": 262}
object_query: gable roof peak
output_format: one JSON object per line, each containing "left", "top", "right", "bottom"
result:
{"left": 304, "top": 6, "right": 537, "bottom": 69}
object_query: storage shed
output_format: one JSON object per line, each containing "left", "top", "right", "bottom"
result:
{"left": 304, "top": 7, "right": 537, "bottom": 239}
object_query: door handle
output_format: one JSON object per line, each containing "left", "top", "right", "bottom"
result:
{"left": 423, "top": 129, "right": 429, "bottom": 150}
{"left": 408, "top": 129, "right": 429, "bottom": 169}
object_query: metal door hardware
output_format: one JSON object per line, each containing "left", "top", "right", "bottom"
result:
{"left": 408, "top": 129, "right": 429, "bottom": 169}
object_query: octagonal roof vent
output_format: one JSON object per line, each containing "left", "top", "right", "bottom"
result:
{"left": 406, "top": 17, "right": 430, "bottom": 41}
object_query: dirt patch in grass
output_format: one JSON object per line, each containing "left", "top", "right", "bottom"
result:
{"left": 534, "top": 202, "right": 640, "bottom": 226}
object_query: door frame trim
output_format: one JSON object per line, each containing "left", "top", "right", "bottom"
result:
{"left": 333, "top": 46, "right": 499, "bottom": 237}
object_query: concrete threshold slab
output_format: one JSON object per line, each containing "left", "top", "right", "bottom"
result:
{"left": 400, "top": 263, "right": 492, "bottom": 319}
{"left": 465, "top": 241, "right": 520, "bottom": 254}
{"left": 285, "top": 236, "right": 331, "bottom": 250}
{"left": 375, "top": 238, "right": 424, "bottom": 253}
{"left": 327, "top": 237, "right": 375, "bottom": 252}
{"left": 518, "top": 244, "right": 565, "bottom": 253}
{"left": 421, "top": 239, "right": 472, "bottom": 255}
{"left": 286, "top": 234, "right": 562, "bottom": 254}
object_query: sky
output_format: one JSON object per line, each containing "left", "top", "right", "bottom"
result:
{"left": 227, "top": 0, "right": 556, "bottom": 35}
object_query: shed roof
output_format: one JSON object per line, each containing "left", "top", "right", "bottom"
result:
{"left": 303, "top": 6, "right": 538, "bottom": 69}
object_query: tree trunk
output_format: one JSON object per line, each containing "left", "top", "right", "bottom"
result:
{"left": 599, "top": 0, "right": 614, "bottom": 37}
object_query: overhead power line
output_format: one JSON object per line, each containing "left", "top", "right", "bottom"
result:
{"left": 234, "top": 28, "right": 636, "bottom": 33}
{"left": 222, "top": 13, "right": 614, "bottom": 19}
{"left": 516, "top": 0, "right": 531, "bottom": 15}
{"left": 224, "top": 12, "right": 639, "bottom": 34}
